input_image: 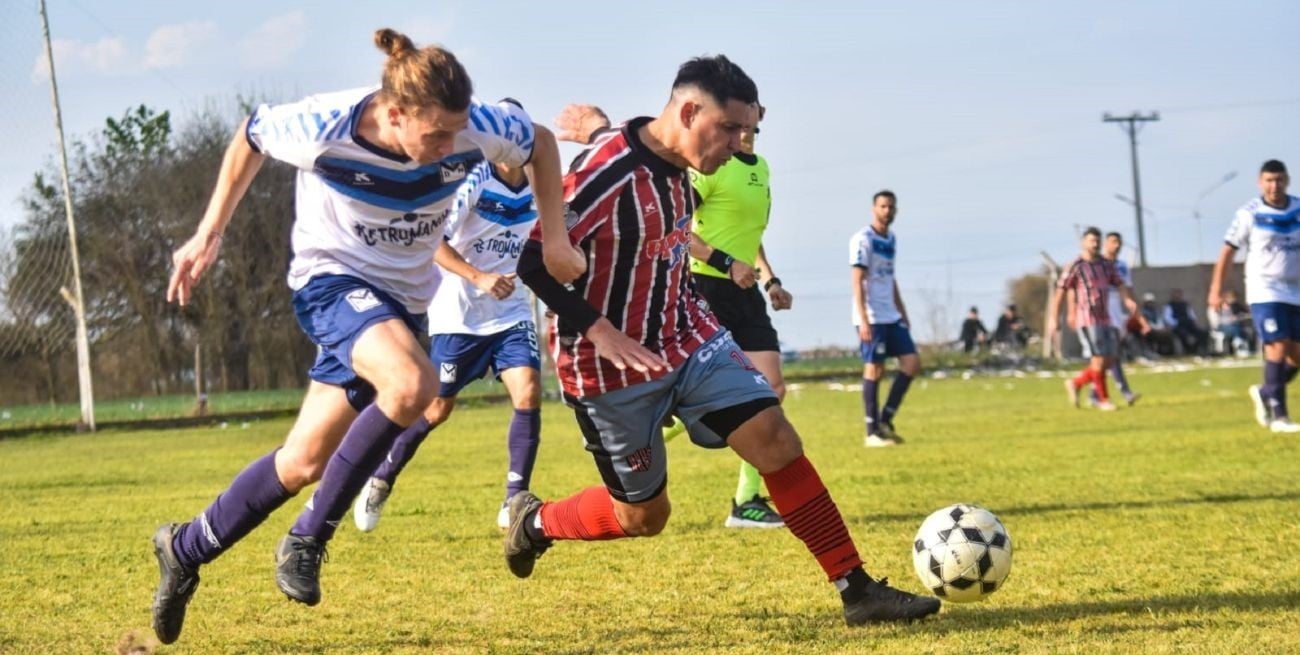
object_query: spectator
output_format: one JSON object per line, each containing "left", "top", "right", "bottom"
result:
{"left": 959, "top": 306, "right": 988, "bottom": 353}
{"left": 993, "top": 304, "right": 1030, "bottom": 349}
{"left": 1164, "top": 289, "right": 1207, "bottom": 354}
{"left": 1209, "top": 289, "right": 1255, "bottom": 355}
{"left": 1139, "top": 292, "right": 1175, "bottom": 356}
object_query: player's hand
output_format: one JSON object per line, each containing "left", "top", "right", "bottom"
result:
{"left": 474, "top": 272, "right": 516, "bottom": 300}
{"left": 585, "top": 318, "right": 667, "bottom": 374}
{"left": 554, "top": 104, "right": 609, "bottom": 145}
{"left": 543, "top": 240, "right": 587, "bottom": 284}
{"left": 167, "top": 229, "right": 224, "bottom": 306}
{"left": 729, "top": 259, "right": 757, "bottom": 289}
{"left": 858, "top": 323, "right": 873, "bottom": 343}
{"left": 1206, "top": 289, "right": 1223, "bottom": 312}
{"left": 768, "top": 284, "right": 793, "bottom": 311}
{"left": 1137, "top": 315, "right": 1152, "bottom": 335}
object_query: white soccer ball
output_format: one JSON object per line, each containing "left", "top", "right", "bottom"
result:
{"left": 912, "top": 504, "right": 1012, "bottom": 603}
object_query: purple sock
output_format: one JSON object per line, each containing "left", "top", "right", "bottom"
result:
{"left": 1264, "top": 360, "right": 1288, "bottom": 420}
{"left": 1110, "top": 361, "right": 1131, "bottom": 395}
{"left": 290, "top": 405, "right": 407, "bottom": 542}
{"left": 371, "top": 417, "right": 433, "bottom": 486}
{"left": 862, "top": 378, "right": 879, "bottom": 434}
{"left": 881, "top": 373, "right": 914, "bottom": 424}
{"left": 505, "top": 408, "right": 541, "bottom": 501}
{"left": 172, "top": 449, "right": 291, "bottom": 568}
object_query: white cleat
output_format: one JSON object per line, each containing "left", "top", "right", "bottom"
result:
{"left": 352, "top": 478, "right": 391, "bottom": 533}
{"left": 1269, "top": 418, "right": 1300, "bottom": 434}
{"left": 1248, "top": 385, "right": 1271, "bottom": 428}
{"left": 497, "top": 503, "right": 510, "bottom": 530}
{"left": 864, "top": 434, "right": 897, "bottom": 448}
{"left": 1095, "top": 401, "right": 1118, "bottom": 411}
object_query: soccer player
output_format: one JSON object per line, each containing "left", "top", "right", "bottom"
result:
{"left": 850, "top": 190, "right": 920, "bottom": 447}
{"left": 1047, "top": 227, "right": 1142, "bottom": 411}
{"left": 553, "top": 102, "right": 790, "bottom": 528}
{"left": 151, "top": 29, "right": 568, "bottom": 644}
{"left": 1208, "top": 159, "right": 1300, "bottom": 433}
{"left": 509, "top": 55, "right": 940, "bottom": 626}
{"left": 1088, "top": 232, "right": 1141, "bottom": 406}
{"left": 353, "top": 154, "right": 543, "bottom": 532}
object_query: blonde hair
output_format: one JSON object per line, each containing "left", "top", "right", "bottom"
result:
{"left": 373, "top": 28, "right": 473, "bottom": 112}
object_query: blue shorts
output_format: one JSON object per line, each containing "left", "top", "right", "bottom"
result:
{"left": 858, "top": 321, "right": 918, "bottom": 364}
{"left": 1250, "top": 302, "right": 1300, "bottom": 344}
{"left": 292, "top": 274, "right": 427, "bottom": 409}
{"left": 431, "top": 321, "right": 541, "bottom": 397}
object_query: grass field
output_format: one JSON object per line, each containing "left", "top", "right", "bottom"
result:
{"left": 1, "top": 363, "right": 1298, "bottom": 654}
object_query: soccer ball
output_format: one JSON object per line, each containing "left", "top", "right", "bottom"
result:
{"left": 912, "top": 504, "right": 1012, "bottom": 602}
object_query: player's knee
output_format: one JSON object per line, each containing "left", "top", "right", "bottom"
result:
{"left": 618, "top": 503, "right": 671, "bottom": 537}
{"left": 274, "top": 447, "right": 327, "bottom": 493}
{"left": 426, "top": 398, "right": 455, "bottom": 427}
{"left": 513, "top": 382, "right": 543, "bottom": 411}
{"left": 379, "top": 365, "right": 438, "bottom": 421}
{"left": 901, "top": 358, "right": 921, "bottom": 377}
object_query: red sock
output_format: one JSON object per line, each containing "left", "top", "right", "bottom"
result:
{"left": 538, "top": 486, "right": 628, "bottom": 541}
{"left": 762, "top": 455, "right": 863, "bottom": 581}
{"left": 1093, "top": 368, "right": 1110, "bottom": 402}
{"left": 1072, "top": 367, "right": 1092, "bottom": 390}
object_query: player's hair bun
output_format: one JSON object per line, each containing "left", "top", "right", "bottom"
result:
{"left": 374, "top": 28, "right": 415, "bottom": 58}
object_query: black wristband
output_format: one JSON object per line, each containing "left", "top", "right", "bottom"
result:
{"left": 764, "top": 277, "right": 782, "bottom": 291}
{"left": 707, "top": 248, "right": 734, "bottom": 273}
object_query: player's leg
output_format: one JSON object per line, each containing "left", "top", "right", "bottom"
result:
{"left": 879, "top": 324, "right": 919, "bottom": 441}
{"left": 726, "top": 349, "right": 785, "bottom": 528}
{"left": 1250, "top": 302, "right": 1295, "bottom": 430}
{"left": 860, "top": 326, "right": 890, "bottom": 445}
{"left": 1067, "top": 328, "right": 1100, "bottom": 408}
{"left": 498, "top": 364, "right": 542, "bottom": 527}
{"left": 152, "top": 381, "right": 357, "bottom": 644}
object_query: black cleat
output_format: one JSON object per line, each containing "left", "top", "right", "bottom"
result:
{"left": 503, "top": 491, "right": 550, "bottom": 578}
{"left": 151, "top": 523, "right": 200, "bottom": 645}
{"left": 275, "top": 534, "right": 326, "bottom": 606}
{"left": 841, "top": 570, "right": 941, "bottom": 625}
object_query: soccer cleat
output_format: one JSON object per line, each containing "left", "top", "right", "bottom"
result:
{"left": 151, "top": 523, "right": 201, "bottom": 645}
{"left": 497, "top": 502, "right": 510, "bottom": 530}
{"left": 842, "top": 572, "right": 941, "bottom": 625}
{"left": 878, "top": 421, "right": 906, "bottom": 444}
{"left": 724, "top": 495, "right": 785, "bottom": 529}
{"left": 1124, "top": 392, "right": 1141, "bottom": 407}
{"left": 275, "top": 534, "right": 327, "bottom": 606}
{"left": 352, "top": 477, "right": 391, "bottom": 533}
{"left": 864, "top": 434, "right": 897, "bottom": 448}
{"left": 1095, "top": 400, "right": 1118, "bottom": 411}
{"left": 503, "top": 491, "right": 551, "bottom": 578}
{"left": 1269, "top": 417, "right": 1300, "bottom": 433}
{"left": 1249, "top": 385, "right": 1271, "bottom": 428}
{"left": 1064, "top": 379, "right": 1080, "bottom": 408}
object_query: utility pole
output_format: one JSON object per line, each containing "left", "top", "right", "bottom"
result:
{"left": 1102, "top": 111, "right": 1160, "bottom": 268}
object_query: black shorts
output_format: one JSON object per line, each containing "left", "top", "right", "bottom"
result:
{"left": 694, "top": 274, "right": 780, "bottom": 352}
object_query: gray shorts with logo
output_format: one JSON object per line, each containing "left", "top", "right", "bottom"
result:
{"left": 1078, "top": 325, "right": 1120, "bottom": 359}
{"left": 566, "top": 331, "right": 779, "bottom": 503}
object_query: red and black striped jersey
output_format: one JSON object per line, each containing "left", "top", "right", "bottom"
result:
{"left": 529, "top": 117, "right": 721, "bottom": 398}
{"left": 1058, "top": 256, "right": 1124, "bottom": 328}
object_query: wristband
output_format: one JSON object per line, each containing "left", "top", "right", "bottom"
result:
{"left": 764, "top": 277, "right": 782, "bottom": 291}
{"left": 706, "top": 248, "right": 734, "bottom": 273}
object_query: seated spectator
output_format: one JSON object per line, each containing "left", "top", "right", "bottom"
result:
{"left": 959, "top": 306, "right": 989, "bottom": 353}
{"left": 1209, "top": 289, "right": 1255, "bottom": 355}
{"left": 993, "top": 304, "right": 1030, "bottom": 349}
{"left": 1139, "top": 292, "right": 1175, "bottom": 356}
{"left": 1164, "top": 288, "right": 1207, "bottom": 355}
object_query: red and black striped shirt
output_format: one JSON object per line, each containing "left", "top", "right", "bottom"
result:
{"left": 529, "top": 117, "right": 720, "bottom": 398}
{"left": 1058, "top": 256, "right": 1124, "bottom": 328}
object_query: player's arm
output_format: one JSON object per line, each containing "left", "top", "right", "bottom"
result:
{"left": 1118, "top": 284, "right": 1148, "bottom": 332}
{"left": 689, "top": 233, "right": 756, "bottom": 289}
{"left": 892, "top": 280, "right": 910, "bottom": 326}
{"left": 755, "top": 244, "right": 791, "bottom": 310}
{"left": 1207, "top": 243, "right": 1238, "bottom": 311}
{"left": 168, "top": 116, "right": 265, "bottom": 306}
{"left": 434, "top": 241, "right": 515, "bottom": 300}
{"left": 851, "top": 265, "right": 872, "bottom": 343}
{"left": 520, "top": 124, "right": 586, "bottom": 284}
{"left": 516, "top": 240, "right": 665, "bottom": 373}
{"left": 1046, "top": 286, "right": 1066, "bottom": 336}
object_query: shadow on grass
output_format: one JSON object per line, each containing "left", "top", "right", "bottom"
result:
{"left": 848, "top": 490, "right": 1300, "bottom": 524}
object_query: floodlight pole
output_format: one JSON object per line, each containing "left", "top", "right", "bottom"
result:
{"left": 1102, "top": 111, "right": 1160, "bottom": 268}
{"left": 40, "top": 0, "right": 95, "bottom": 431}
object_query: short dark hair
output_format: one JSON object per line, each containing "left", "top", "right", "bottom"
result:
{"left": 672, "top": 55, "right": 758, "bottom": 107}
{"left": 1083, "top": 226, "right": 1102, "bottom": 239}
{"left": 1261, "top": 159, "right": 1288, "bottom": 175}
{"left": 1106, "top": 231, "right": 1122, "bottom": 242}
{"left": 873, "top": 190, "right": 896, "bottom": 203}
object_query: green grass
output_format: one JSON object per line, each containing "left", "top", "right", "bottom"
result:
{"left": 1, "top": 364, "right": 1297, "bottom": 653}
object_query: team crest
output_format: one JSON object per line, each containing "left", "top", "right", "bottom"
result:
{"left": 441, "top": 161, "right": 468, "bottom": 184}
{"left": 440, "top": 362, "right": 458, "bottom": 384}
{"left": 345, "top": 289, "right": 381, "bottom": 312}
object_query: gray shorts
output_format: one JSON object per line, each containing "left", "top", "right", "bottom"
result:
{"left": 1078, "top": 325, "right": 1120, "bottom": 359}
{"left": 566, "top": 331, "right": 779, "bottom": 503}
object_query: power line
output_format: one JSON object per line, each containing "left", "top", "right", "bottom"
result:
{"left": 1102, "top": 111, "right": 1160, "bottom": 268}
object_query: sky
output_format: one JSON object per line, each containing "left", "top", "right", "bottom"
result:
{"left": 2, "top": 0, "right": 1297, "bottom": 349}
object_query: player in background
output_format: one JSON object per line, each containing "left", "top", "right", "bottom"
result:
{"left": 1209, "top": 159, "right": 1300, "bottom": 433}
{"left": 850, "top": 191, "right": 920, "bottom": 447}
{"left": 151, "top": 29, "right": 568, "bottom": 645}
{"left": 353, "top": 153, "right": 543, "bottom": 532}
{"left": 1087, "top": 232, "right": 1142, "bottom": 406}
{"left": 554, "top": 101, "right": 791, "bottom": 528}
{"left": 1047, "top": 227, "right": 1143, "bottom": 411}
{"left": 509, "top": 55, "right": 939, "bottom": 626}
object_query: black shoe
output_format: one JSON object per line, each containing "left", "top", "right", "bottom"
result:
{"left": 504, "top": 491, "right": 551, "bottom": 578}
{"left": 724, "top": 495, "right": 785, "bottom": 529}
{"left": 841, "top": 569, "right": 940, "bottom": 625}
{"left": 151, "top": 523, "right": 200, "bottom": 645}
{"left": 275, "top": 534, "right": 326, "bottom": 606}
{"left": 878, "top": 421, "right": 905, "bottom": 444}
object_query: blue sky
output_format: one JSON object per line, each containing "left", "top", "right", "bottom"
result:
{"left": 2, "top": 1, "right": 1297, "bottom": 348}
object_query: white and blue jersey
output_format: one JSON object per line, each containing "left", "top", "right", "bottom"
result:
{"left": 849, "top": 226, "right": 902, "bottom": 325}
{"left": 1106, "top": 257, "right": 1133, "bottom": 326}
{"left": 1224, "top": 195, "right": 1300, "bottom": 306}
{"left": 428, "top": 161, "right": 539, "bottom": 335}
{"left": 245, "top": 86, "right": 535, "bottom": 314}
